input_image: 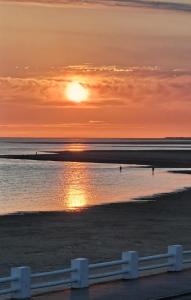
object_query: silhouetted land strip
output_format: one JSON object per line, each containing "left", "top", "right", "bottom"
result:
{"left": 2, "top": 150, "right": 191, "bottom": 167}
{"left": 169, "top": 170, "right": 191, "bottom": 175}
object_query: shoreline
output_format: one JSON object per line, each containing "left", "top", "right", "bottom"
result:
{"left": 1, "top": 149, "right": 191, "bottom": 168}
{"left": 0, "top": 153, "right": 191, "bottom": 276}
{"left": 0, "top": 185, "right": 190, "bottom": 218}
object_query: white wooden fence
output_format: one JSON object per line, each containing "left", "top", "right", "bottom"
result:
{"left": 0, "top": 244, "right": 191, "bottom": 299}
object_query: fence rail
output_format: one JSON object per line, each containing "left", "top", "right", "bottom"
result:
{"left": 31, "top": 267, "right": 76, "bottom": 279}
{"left": 0, "top": 244, "right": 191, "bottom": 299}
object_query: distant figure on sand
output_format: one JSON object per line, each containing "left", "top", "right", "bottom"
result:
{"left": 120, "top": 165, "right": 122, "bottom": 172}
{"left": 152, "top": 166, "right": 155, "bottom": 175}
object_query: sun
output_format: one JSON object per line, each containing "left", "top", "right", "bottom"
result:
{"left": 65, "top": 81, "right": 89, "bottom": 103}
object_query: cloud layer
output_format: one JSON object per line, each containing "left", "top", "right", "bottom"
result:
{"left": 1, "top": 65, "right": 191, "bottom": 109}
{"left": 1, "top": 65, "right": 191, "bottom": 137}
{"left": 1, "top": 0, "right": 191, "bottom": 13}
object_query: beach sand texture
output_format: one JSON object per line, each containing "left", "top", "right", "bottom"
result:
{"left": 0, "top": 187, "right": 191, "bottom": 276}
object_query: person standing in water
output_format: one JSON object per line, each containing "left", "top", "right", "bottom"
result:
{"left": 120, "top": 165, "right": 122, "bottom": 172}
{"left": 152, "top": 166, "right": 155, "bottom": 175}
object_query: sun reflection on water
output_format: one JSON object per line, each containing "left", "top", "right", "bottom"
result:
{"left": 65, "top": 144, "right": 86, "bottom": 152}
{"left": 1, "top": 157, "right": 191, "bottom": 215}
{"left": 66, "top": 188, "right": 87, "bottom": 211}
{"left": 57, "top": 162, "right": 90, "bottom": 212}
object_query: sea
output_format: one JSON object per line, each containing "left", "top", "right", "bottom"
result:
{"left": 0, "top": 137, "right": 191, "bottom": 215}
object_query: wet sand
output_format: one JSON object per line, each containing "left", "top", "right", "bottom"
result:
{"left": 1, "top": 150, "right": 191, "bottom": 167}
{"left": 1, "top": 186, "right": 191, "bottom": 276}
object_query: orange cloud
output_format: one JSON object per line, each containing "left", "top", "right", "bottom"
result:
{"left": 1, "top": 66, "right": 191, "bottom": 109}
{"left": 1, "top": 65, "right": 191, "bottom": 138}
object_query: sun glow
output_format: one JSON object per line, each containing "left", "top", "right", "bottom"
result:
{"left": 67, "top": 192, "right": 87, "bottom": 211}
{"left": 66, "top": 81, "right": 89, "bottom": 103}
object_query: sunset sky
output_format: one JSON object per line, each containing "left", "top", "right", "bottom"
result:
{"left": 0, "top": 0, "right": 191, "bottom": 138}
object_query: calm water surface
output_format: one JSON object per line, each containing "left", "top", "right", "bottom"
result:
{"left": 1, "top": 138, "right": 191, "bottom": 154}
{"left": 0, "top": 160, "right": 191, "bottom": 215}
{"left": 0, "top": 138, "right": 191, "bottom": 214}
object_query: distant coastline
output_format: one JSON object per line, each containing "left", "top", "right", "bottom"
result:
{"left": 1, "top": 137, "right": 191, "bottom": 144}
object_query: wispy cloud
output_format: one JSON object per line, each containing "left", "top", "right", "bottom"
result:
{"left": 0, "top": 65, "right": 191, "bottom": 110}
{"left": 1, "top": 0, "right": 191, "bottom": 13}
{"left": 1, "top": 65, "right": 191, "bottom": 136}
{"left": 113, "top": 0, "right": 191, "bottom": 13}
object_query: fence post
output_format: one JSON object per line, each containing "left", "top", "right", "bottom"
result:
{"left": 71, "top": 258, "right": 89, "bottom": 288}
{"left": 122, "top": 251, "right": 138, "bottom": 279}
{"left": 11, "top": 266, "right": 31, "bottom": 299}
{"left": 168, "top": 245, "right": 183, "bottom": 272}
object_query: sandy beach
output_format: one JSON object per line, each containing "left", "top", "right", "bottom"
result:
{"left": 1, "top": 150, "right": 191, "bottom": 276}
{"left": 0, "top": 185, "right": 191, "bottom": 276}
{"left": 2, "top": 149, "right": 191, "bottom": 168}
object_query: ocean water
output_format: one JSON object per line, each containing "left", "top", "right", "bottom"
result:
{"left": 0, "top": 138, "right": 191, "bottom": 215}
{"left": 1, "top": 137, "right": 191, "bottom": 154}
